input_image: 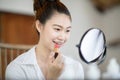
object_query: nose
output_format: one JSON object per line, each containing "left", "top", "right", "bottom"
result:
{"left": 58, "top": 31, "right": 66, "bottom": 41}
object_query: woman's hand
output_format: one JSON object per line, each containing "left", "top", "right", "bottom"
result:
{"left": 46, "top": 52, "right": 64, "bottom": 80}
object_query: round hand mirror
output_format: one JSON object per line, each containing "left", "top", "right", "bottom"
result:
{"left": 77, "top": 28, "right": 107, "bottom": 64}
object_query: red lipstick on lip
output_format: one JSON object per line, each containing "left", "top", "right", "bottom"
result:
{"left": 55, "top": 44, "right": 59, "bottom": 48}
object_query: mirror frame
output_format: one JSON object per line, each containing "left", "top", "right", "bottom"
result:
{"left": 76, "top": 28, "right": 107, "bottom": 64}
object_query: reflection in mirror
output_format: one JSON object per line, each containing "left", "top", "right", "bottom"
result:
{"left": 77, "top": 28, "right": 107, "bottom": 64}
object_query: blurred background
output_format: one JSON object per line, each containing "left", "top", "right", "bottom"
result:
{"left": 0, "top": 0, "right": 120, "bottom": 80}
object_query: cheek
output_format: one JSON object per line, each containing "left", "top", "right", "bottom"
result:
{"left": 64, "top": 33, "right": 70, "bottom": 42}
{"left": 67, "top": 33, "right": 71, "bottom": 38}
{"left": 51, "top": 32, "right": 58, "bottom": 40}
{"left": 66, "top": 35, "right": 70, "bottom": 41}
{"left": 45, "top": 29, "right": 57, "bottom": 41}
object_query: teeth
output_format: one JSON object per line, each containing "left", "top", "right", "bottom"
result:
{"left": 53, "top": 41, "right": 63, "bottom": 45}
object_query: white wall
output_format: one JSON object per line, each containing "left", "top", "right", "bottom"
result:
{"left": 102, "top": 6, "right": 120, "bottom": 42}
{"left": 0, "top": 0, "right": 33, "bottom": 15}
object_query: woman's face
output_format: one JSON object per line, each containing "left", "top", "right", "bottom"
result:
{"left": 39, "top": 12, "right": 71, "bottom": 51}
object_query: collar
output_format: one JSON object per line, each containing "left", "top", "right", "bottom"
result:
{"left": 16, "top": 46, "right": 38, "bottom": 65}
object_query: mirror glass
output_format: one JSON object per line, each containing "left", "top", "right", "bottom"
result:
{"left": 77, "top": 28, "right": 107, "bottom": 64}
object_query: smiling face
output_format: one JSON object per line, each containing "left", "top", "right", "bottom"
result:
{"left": 36, "top": 12, "right": 71, "bottom": 51}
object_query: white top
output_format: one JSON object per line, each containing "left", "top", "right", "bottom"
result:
{"left": 6, "top": 46, "right": 84, "bottom": 80}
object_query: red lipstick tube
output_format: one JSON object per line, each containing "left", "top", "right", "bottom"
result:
{"left": 54, "top": 44, "right": 59, "bottom": 58}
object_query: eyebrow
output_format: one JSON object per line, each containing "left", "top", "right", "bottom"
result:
{"left": 53, "top": 24, "right": 72, "bottom": 29}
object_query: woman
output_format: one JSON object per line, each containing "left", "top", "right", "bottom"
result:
{"left": 5, "top": 0, "right": 84, "bottom": 80}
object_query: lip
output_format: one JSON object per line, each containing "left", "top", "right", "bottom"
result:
{"left": 55, "top": 44, "right": 62, "bottom": 48}
{"left": 53, "top": 41, "right": 63, "bottom": 48}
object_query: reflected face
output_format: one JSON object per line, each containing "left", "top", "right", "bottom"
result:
{"left": 39, "top": 12, "right": 72, "bottom": 51}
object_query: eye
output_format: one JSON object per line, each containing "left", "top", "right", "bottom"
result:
{"left": 66, "top": 29, "right": 71, "bottom": 33}
{"left": 54, "top": 28, "right": 61, "bottom": 31}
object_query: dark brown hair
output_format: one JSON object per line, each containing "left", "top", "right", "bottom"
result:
{"left": 33, "top": 0, "right": 71, "bottom": 25}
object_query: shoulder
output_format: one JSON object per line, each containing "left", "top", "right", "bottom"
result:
{"left": 5, "top": 50, "right": 29, "bottom": 75}
{"left": 5, "top": 46, "right": 36, "bottom": 79}
{"left": 63, "top": 55, "right": 84, "bottom": 70}
{"left": 63, "top": 55, "right": 84, "bottom": 79}
{"left": 8, "top": 46, "right": 36, "bottom": 65}
{"left": 5, "top": 58, "right": 26, "bottom": 79}
{"left": 63, "top": 55, "right": 84, "bottom": 71}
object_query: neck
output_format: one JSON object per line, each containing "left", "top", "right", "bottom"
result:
{"left": 35, "top": 43, "right": 51, "bottom": 62}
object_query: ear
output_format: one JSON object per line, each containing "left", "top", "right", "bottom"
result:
{"left": 35, "top": 20, "right": 42, "bottom": 33}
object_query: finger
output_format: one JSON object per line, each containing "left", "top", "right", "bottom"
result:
{"left": 54, "top": 53, "right": 64, "bottom": 65}
{"left": 58, "top": 59, "right": 65, "bottom": 69}
{"left": 59, "top": 56, "right": 65, "bottom": 66}
{"left": 49, "top": 52, "right": 55, "bottom": 63}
